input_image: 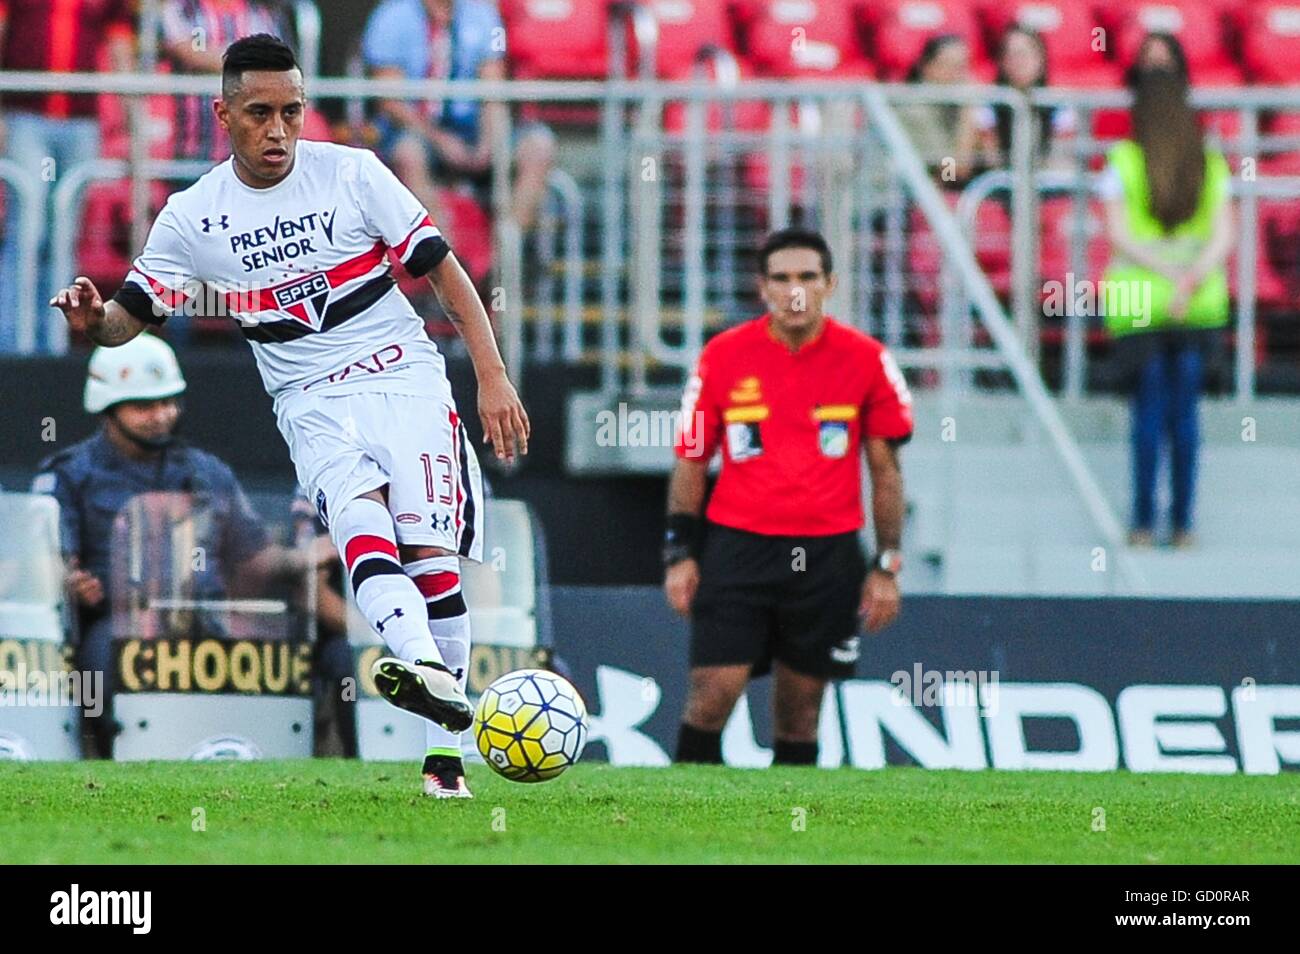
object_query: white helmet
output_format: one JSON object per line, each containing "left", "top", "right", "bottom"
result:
{"left": 83, "top": 334, "right": 187, "bottom": 414}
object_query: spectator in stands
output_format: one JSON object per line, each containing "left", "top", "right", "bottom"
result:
{"left": 895, "top": 35, "right": 991, "bottom": 188}
{"left": 1100, "top": 72, "right": 1234, "bottom": 549}
{"left": 159, "top": 0, "right": 293, "bottom": 162}
{"left": 31, "top": 334, "right": 331, "bottom": 755}
{"left": 0, "top": 0, "right": 135, "bottom": 352}
{"left": 1124, "top": 32, "right": 1190, "bottom": 91}
{"left": 977, "top": 26, "right": 1075, "bottom": 171}
{"left": 361, "top": 0, "right": 556, "bottom": 232}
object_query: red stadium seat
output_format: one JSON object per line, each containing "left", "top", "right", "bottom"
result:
{"left": 979, "top": 1, "right": 1122, "bottom": 87}
{"left": 501, "top": 0, "right": 610, "bottom": 79}
{"left": 865, "top": 0, "right": 990, "bottom": 81}
{"left": 1038, "top": 196, "right": 1110, "bottom": 289}
{"left": 1241, "top": 208, "right": 1292, "bottom": 308}
{"left": 1114, "top": 1, "right": 1244, "bottom": 86}
{"left": 662, "top": 58, "right": 772, "bottom": 132}
{"left": 909, "top": 195, "right": 1012, "bottom": 311}
{"left": 98, "top": 91, "right": 176, "bottom": 160}
{"left": 391, "top": 188, "right": 493, "bottom": 304}
{"left": 1240, "top": 3, "right": 1300, "bottom": 83}
{"left": 632, "top": 0, "right": 738, "bottom": 77}
{"left": 437, "top": 189, "right": 494, "bottom": 287}
{"left": 77, "top": 180, "right": 173, "bottom": 296}
{"left": 743, "top": 0, "right": 876, "bottom": 77}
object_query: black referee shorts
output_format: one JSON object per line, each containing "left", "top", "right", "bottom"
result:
{"left": 690, "top": 523, "right": 867, "bottom": 680}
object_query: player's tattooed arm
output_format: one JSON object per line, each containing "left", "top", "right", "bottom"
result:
{"left": 427, "top": 253, "right": 531, "bottom": 463}
{"left": 865, "top": 437, "right": 904, "bottom": 552}
{"left": 50, "top": 277, "right": 146, "bottom": 346}
{"left": 91, "top": 302, "right": 148, "bottom": 346}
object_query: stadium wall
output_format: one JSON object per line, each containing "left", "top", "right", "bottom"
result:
{"left": 0, "top": 354, "right": 670, "bottom": 585}
{"left": 550, "top": 587, "right": 1300, "bottom": 775}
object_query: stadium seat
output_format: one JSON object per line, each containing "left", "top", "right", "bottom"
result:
{"left": 501, "top": 0, "right": 611, "bottom": 79}
{"left": 77, "top": 180, "right": 172, "bottom": 298}
{"left": 631, "top": 0, "right": 739, "bottom": 78}
{"left": 662, "top": 59, "right": 772, "bottom": 134}
{"left": 908, "top": 195, "right": 1013, "bottom": 312}
{"left": 979, "top": 1, "right": 1123, "bottom": 87}
{"left": 742, "top": 0, "right": 876, "bottom": 77}
{"left": 1037, "top": 195, "right": 1110, "bottom": 290}
{"left": 1240, "top": 3, "right": 1300, "bottom": 83}
{"left": 1113, "top": 1, "right": 1245, "bottom": 87}
{"left": 1258, "top": 202, "right": 1300, "bottom": 307}
{"left": 434, "top": 188, "right": 494, "bottom": 286}
{"left": 863, "top": 0, "right": 990, "bottom": 81}
{"left": 392, "top": 186, "right": 493, "bottom": 328}
{"left": 98, "top": 91, "right": 177, "bottom": 161}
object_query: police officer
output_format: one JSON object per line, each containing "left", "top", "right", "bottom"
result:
{"left": 664, "top": 229, "right": 914, "bottom": 767}
{"left": 32, "top": 334, "right": 328, "bottom": 756}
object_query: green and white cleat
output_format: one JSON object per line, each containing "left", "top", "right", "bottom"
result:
{"left": 370, "top": 657, "right": 473, "bottom": 733}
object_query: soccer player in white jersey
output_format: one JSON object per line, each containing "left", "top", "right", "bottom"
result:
{"left": 50, "top": 34, "right": 528, "bottom": 799}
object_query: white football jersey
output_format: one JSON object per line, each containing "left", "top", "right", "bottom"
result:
{"left": 113, "top": 140, "right": 453, "bottom": 406}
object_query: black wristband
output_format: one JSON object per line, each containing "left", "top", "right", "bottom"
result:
{"left": 663, "top": 513, "right": 702, "bottom": 566}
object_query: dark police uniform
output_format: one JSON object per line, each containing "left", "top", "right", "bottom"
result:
{"left": 31, "top": 432, "right": 267, "bottom": 752}
{"left": 675, "top": 313, "right": 914, "bottom": 679}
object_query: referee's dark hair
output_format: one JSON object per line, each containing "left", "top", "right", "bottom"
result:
{"left": 222, "top": 34, "right": 300, "bottom": 99}
{"left": 758, "top": 228, "right": 833, "bottom": 277}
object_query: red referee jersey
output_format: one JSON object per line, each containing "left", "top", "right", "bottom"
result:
{"left": 674, "top": 313, "right": 913, "bottom": 536}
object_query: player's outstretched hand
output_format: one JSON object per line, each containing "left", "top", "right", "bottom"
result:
{"left": 50, "top": 276, "right": 106, "bottom": 337}
{"left": 859, "top": 570, "right": 900, "bottom": 634}
{"left": 479, "top": 370, "right": 530, "bottom": 464}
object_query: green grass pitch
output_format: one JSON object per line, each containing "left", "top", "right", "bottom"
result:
{"left": 2, "top": 761, "right": 1298, "bottom": 864}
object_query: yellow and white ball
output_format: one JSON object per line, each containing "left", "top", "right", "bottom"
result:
{"left": 473, "top": 669, "right": 589, "bottom": 782}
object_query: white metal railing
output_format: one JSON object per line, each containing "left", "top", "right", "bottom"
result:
{"left": 533, "top": 168, "right": 586, "bottom": 362}
{"left": 2, "top": 71, "right": 1297, "bottom": 402}
{"left": 863, "top": 88, "right": 1144, "bottom": 593}
{"left": 0, "top": 160, "right": 43, "bottom": 353}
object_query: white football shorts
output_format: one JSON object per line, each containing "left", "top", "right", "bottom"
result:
{"left": 276, "top": 390, "right": 485, "bottom": 562}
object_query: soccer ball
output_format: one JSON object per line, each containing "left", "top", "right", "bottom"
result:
{"left": 473, "top": 669, "right": 589, "bottom": 782}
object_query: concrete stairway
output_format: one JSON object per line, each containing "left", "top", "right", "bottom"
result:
{"left": 900, "top": 394, "right": 1300, "bottom": 598}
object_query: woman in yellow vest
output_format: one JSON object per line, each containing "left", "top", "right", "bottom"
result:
{"left": 1100, "top": 69, "right": 1235, "bottom": 549}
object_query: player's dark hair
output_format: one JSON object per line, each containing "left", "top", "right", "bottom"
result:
{"left": 222, "top": 33, "right": 300, "bottom": 98}
{"left": 758, "top": 228, "right": 833, "bottom": 277}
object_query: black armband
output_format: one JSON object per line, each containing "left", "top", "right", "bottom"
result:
{"left": 663, "top": 512, "right": 702, "bottom": 567}
{"left": 404, "top": 235, "right": 451, "bottom": 278}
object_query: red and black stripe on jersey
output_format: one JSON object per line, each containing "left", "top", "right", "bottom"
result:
{"left": 112, "top": 229, "right": 450, "bottom": 338}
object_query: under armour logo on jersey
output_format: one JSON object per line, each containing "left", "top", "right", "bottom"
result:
{"left": 376, "top": 607, "right": 404, "bottom": 633}
{"left": 201, "top": 215, "right": 230, "bottom": 233}
{"left": 430, "top": 513, "right": 452, "bottom": 533}
{"left": 320, "top": 207, "right": 337, "bottom": 244}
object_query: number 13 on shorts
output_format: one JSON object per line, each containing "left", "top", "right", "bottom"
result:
{"left": 421, "top": 453, "right": 454, "bottom": 505}
{"left": 389, "top": 407, "right": 484, "bottom": 562}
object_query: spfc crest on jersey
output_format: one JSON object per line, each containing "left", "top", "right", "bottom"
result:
{"left": 272, "top": 273, "right": 331, "bottom": 327}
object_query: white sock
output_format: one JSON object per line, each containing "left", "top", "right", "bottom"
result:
{"left": 408, "top": 556, "right": 471, "bottom": 761}
{"left": 333, "top": 497, "right": 442, "bottom": 666}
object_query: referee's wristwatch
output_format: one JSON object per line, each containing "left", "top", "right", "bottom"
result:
{"left": 872, "top": 549, "right": 903, "bottom": 577}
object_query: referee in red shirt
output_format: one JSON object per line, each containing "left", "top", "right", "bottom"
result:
{"left": 664, "top": 228, "right": 913, "bottom": 766}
